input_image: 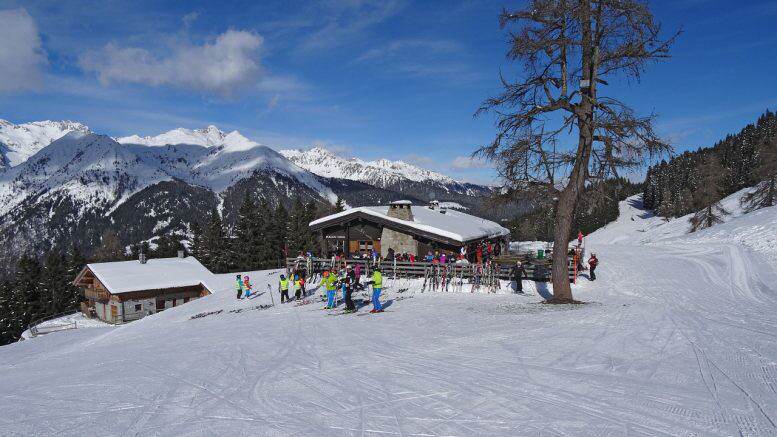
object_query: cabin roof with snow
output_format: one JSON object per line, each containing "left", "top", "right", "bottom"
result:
{"left": 74, "top": 256, "right": 216, "bottom": 295}
{"left": 309, "top": 204, "right": 509, "bottom": 245}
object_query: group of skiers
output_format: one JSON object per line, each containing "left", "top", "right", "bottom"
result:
{"left": 278, "top": 271, "right": 306, "bottom": 303}
{"left": 321, "top": 265, "right": 384, "bottom": 313}
{"left": 235, "top": 274, "right": 253, "bottom": 299}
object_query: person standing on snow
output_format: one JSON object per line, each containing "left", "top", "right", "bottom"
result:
{"left": 344, "top": 265, "right": 356, "bottom": 312}
{"left": 296, "top": 274, "right": 306, "bottom": 300}
{"left": 323, "top": 270, "right": 337, "bottom": 309}
{"left": 370, "top": 267, "right": 384, "bottom": 313}
{"left": 243, "top": 275, "right": 253, "bottom": 298}
{"left": 510, "top": 261, "right": 527, "bottom": 294}
{"left": 354, "top": 263, "right": 362, "bottom": 291}
{"left": 588, "top": 253, "right": 598, "bottom": 281}
{"left": 235, "top": 274, "right": 244, "bottom": 299}
{"left": 279, "top": 274, "right": 290, "bottom": 303}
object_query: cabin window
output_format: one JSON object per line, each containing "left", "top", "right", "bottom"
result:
{"left": 134, "top": 304, "right": 142, "bottom": 311}
{"left": 156, "top": 299, "right": 165, "bottom": 311}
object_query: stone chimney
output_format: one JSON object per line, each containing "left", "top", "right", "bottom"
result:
{"left": 177, "top": 250, "right": 185, "bottom": 259}
{"left": 387, "top": 200, "right": 413, "bottom": 221}
{"left": 139, "top": 252, "right": 147, "bottom": 264}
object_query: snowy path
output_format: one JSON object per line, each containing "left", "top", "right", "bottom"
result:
{"left": 2, "top": 242, "right": 777, "bottom": 435}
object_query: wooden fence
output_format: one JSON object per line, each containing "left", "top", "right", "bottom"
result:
{"left": 287, "top": 256, "right": 578, "bottom": 282}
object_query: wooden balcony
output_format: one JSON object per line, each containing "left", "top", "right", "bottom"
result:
{"left": 84, "top": 288, "right": 110, "bottom": 302}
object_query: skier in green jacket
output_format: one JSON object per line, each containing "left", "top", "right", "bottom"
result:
{"left": 370, "top": 268, "right": 383, "bottom": 313}
{"left": 235, "top": 274, "right": 244, "bottom": 299}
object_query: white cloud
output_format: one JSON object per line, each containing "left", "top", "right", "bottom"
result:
{"left": 451, "top": 155, "right": 489, "bottom": 170}
{"left": 300, "top": 0, "right": 405, "bottom": 51}
{"left": 182, "top": 11, "right": 199, "bottom": 27}
{"left": 79, "top": 30, "right": 264, "bottom": 95}
{"left": 0, "top": 8, "right": 47, "bottom": 92}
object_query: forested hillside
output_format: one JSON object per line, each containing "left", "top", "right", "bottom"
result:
{"left": 508, "top": 178, "right": 642, "bottom": 242}
{"left": 644, "top": 110, "right": 777, "bottom": 217}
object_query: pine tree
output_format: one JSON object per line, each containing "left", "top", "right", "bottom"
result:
{"left": 232, "top": 193, "right": 261, "bottom": 270}
{"left": 254, "top": 199, "right": 273, "bottom": 269}
{"left": 155, "top": 234, "right": 185, "bottom": 258}
{"left": 334, "top": 196, "right": 345, "bottom": 213}
{"left": 741, "top": 137, "right": 777, "bottom": 212}
{"left": 94, "top": 230, "right": 125, "bottom": 261}
{"left": 2, "top": 256, "right": 44, "bottom": 343}
{"left": 690, "top": 156, "right": 729, "bottom": 232}
{"left": 0, "top": 278, "right": 15, "bottom": 345}
{"left": 269, "top": 202, "right": 289, "bottom": 268}
{"left": 40, "top": 251, "right": 69, "bottom": 314}
{"left": 203, "top": 207, "right": 229, "bottom": 273}
{"left": 190, "top": 221, "right": 205, "bottom": 261}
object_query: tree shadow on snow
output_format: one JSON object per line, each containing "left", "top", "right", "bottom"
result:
{"left": 536, "top": 282, "right": 553, "bottom": 301}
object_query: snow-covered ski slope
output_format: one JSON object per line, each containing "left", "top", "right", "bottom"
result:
{"left": 2, "top": 198, "right": 777, "bottom": 436}
{"left": 589, "top": 191, "right": 777, "bottom": 263}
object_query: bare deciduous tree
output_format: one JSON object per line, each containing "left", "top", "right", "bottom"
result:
{"left": 740, "top": 137, "right": 777, "bottom": 212}
{"left": 477, "top": 0, "right": 676, "bottom": 302}
{"left": 689, "top": 155, "right": 728, "bottom": 232}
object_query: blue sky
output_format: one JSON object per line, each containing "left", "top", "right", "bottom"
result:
{"left": 0, "top": 0, "right": 775, "bottom": 184}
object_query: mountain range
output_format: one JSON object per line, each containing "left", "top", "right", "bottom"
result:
{"left": 0, "top": 120, "right": 508, "bottom": 271}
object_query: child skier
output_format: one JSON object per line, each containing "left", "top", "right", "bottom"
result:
{"left": 370, "top": 267, "right": 383, "bottom": 313}
{"left": 243, "top": 275, "right": 253, "bottom": 298}
{"left": 588, "top": 253, "right": 598, "bottom": 281}
{"left": 235, "top": 274, "right": 243, "bottom": 299}
{"left": 294, "top": 273, "right": 303, "bottom": 300}
{"left": 511, "top": 261, "right": 527, "bottom": 294}
{"left": 279, "top": 274, "right": 290, "bottom": 303}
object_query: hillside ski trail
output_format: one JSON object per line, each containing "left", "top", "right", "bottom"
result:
{"left": 2, "top": 241, "right": 777, "bottom": 435}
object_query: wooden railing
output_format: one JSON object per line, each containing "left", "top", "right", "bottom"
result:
{"left": 27, "top": 310, "right": 79, "bottom": 337}
{"left": 287, "top": 256, "right": 577, "bottom": 282}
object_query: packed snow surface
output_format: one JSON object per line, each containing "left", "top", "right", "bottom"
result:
{"left": 310, "top": 204, "right": 510, "bottom": 243}
{"left": 2, "top": 196, "right": 777, "bottom": 435}
{"left": 84, "top": 256, "right": 216, "bottom": 294}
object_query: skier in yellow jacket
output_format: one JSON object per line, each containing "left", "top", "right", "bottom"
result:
{"left": 370, "top": 267, "right": 383, "bottom": 313}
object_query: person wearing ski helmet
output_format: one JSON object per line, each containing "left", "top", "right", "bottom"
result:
{"left": 243, "top": 275, "right": 252, "bottom": 298}
{"left": 370, "top": 266, "right": 383, "bottom": 313}
{"left": 323, "top": 270, "right": 337, "bottom": 309}
{"left": 279, "top": 274, "right": 290, "bottom": 303}
{"left": 235, "top": 274, "right": 244, "bottom": 299}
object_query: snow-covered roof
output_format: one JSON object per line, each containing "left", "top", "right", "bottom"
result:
{"left": 391, "top": 200, "right": 412, "bottom": 205}
{"left": 310, "top": 204, "right": 510, "bottom": 243}
{"left": 84, "top": 256, "right": 216, "bottom": 294}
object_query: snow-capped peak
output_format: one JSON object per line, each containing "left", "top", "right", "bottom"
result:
{"left": 0, "top": 119, "right": 91, "bottom": 167}
{"left": 116, "top": 125, "right": 261, "bottom": 152}
{"left": 279, "top": 146, "right": 457, "bottom": 186}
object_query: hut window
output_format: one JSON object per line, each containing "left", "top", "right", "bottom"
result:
{"left": 134, "top": 304, "right": 142, "bottom": 311}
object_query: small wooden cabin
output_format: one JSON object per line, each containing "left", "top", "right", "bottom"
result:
{"left": 74, "top": 255, "right": 214, "bottom": 324}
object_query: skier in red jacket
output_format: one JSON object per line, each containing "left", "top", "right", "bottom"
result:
{"left": 588, "top": 253, "right": 598, "bottom": 281}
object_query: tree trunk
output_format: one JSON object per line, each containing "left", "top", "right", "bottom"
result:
{"left": 550, "top": 0, "right": 595, "bottom": 303}
{"left": 767, "top": 177, "right": 775, "bottom": 207}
